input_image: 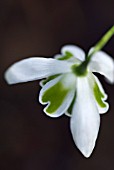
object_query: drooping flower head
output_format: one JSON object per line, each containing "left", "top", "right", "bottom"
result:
{"left": 4, "top": 26, "right": 114, "bottom": 158}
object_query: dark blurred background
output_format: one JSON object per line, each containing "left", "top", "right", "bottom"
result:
{"left": 0, "top": 0, "right": 114, "bottom": 169}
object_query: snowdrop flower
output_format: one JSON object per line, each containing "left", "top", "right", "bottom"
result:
{"left": 4, "top": 26, "right": 114, "bottom": 158}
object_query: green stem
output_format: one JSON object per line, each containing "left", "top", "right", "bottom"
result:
{"left": 88, "top": 25, "right": 114, "bottom": 60}
{"left": 74, "top": 26, "right": 114, "bottom": 76}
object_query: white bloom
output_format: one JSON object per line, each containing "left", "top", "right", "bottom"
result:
{"left": 4, "top": 44, "right": 114, "bottom": 158}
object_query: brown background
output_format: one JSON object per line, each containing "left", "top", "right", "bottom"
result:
{"left": 0, "top": 0, "right": 114, "bottom": 169}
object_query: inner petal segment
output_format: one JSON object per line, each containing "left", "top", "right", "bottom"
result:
{"left": 39, "top": 73, "right": 76, "bottom": 117}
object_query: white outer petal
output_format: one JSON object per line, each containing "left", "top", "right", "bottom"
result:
{"left": 61, "top": 45, "right": 85, "bottom": 61}
{"left": 4, "top": 57, "right": 72, "bottom": 84}
{"left": 70, "top": 76, "right": 100, "bottom": 158}
{"left": 89, "top": 50, "right": 114, "bottom": 84}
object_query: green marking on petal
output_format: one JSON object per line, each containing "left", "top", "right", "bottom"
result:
{"left": 42, "top": 81, "right": 69, "bottom": 114}
{"left": 67, "top": 93, "right": 76, "bottom": 115}
{"left": 94, "top": 82, "right": 106, "bottom": 108}
{"left": 58, "top": 51, "right": 73, "bottom": 60}
{"left": 41, "top": 74, "right": 60, "bottom": 86}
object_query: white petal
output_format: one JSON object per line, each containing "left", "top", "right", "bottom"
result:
{"left": 39, "top": 73, "right": 76, "bottom": 117}
{"left": 61, "top": 45, "right": 85, "bottom": 61}
{"left": 89, "top": 50, "right": 114, "bottom": 83}
{"left": 4, "top": 57, "right": 72, "bottom": 84}
{"left": 70, "top": 76, "right": 100, "bottom": 158}
{"left": 88, "top": 73, "right": 109, "bottom": 114}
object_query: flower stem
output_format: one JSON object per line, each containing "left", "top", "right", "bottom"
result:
{"left": 88, "top": 25, "right": 114, "bottom": 60}
{"left": 74, "top": 26, "right": 114, "bottom": 76}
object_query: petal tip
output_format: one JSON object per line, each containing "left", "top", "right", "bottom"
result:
{"left": 4, "top": 70, "right": 13, "bottom": 85}
{"left": 80, "top": 147, "right": 93, "bottom": 158}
